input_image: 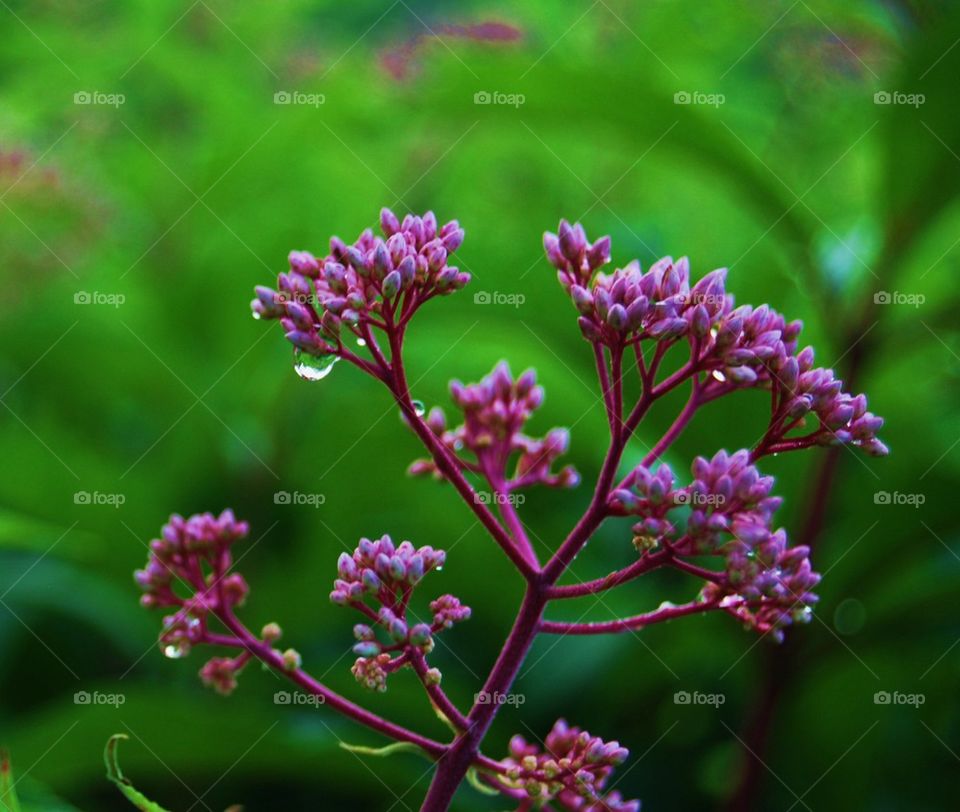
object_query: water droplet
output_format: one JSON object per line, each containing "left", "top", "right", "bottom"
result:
{"left": 163, "top": 644, "right": 186, "bottom": 659}
{"left": 711, "top": 370, "right": 726, "bottom": 382}
{"left": 294, "top": 349, "right": 339, "bottom": 381}
{"left": 356, "top": 338, "right": 367, "bottom": 347}
{"left": 719, "top": 594, "right": 743, "bottom": 608}
{"left": 833, "top": 598, "right": 865, "bottom": 635}
{"left": 252, "top": 310, "right": 261, "bottom": 320}
{"left": 412, "top": 400, "right": 426, "bottom": 417}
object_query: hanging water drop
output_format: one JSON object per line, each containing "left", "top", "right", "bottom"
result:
{"left": 412, "top": 400, "right": 426, "bottom": 417}
{"left": 163, "top": 643, "right": 187, "bottom": 659}
{"left": 356, "top": 338, "right": 367, "bottom": 347}
{"left": 252, "top": 310, "right": 261, "bottom": 320}
{"left": 294, "top": 349, "right": 339, "bottom": 382}
{"left": 711, "top": 370, "right": 727, "bottom": 382}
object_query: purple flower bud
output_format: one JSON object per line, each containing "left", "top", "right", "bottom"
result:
{"left": 409, "top": 623, "right": 432, "bottom": 647}
{"left": 289, "top": 250, "right": 321, "bottom": 276}
{"left": 570, "top": 285, "right": 593, "bottom": 314}
{"left": 607, "top": 303, "right": 628, "bottom": 331}
{"left": 380, "top": 207, "right": 400, "bottom": 236}
{"left": 558, "top": 220, "right": 585, "bottom": 265}
{"left": 382, "top": 270, "right": 402, "bottom": 299}
{"left": 353, "top": 641, "right": 381, "bottom": 658}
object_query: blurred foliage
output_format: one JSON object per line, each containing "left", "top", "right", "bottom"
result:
{"left": 1, "top": 0, "right": 959, "bottom": 809}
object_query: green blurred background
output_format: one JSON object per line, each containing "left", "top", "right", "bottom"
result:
{"left": 1, "top": 0, "right": 958, "bottom": 809}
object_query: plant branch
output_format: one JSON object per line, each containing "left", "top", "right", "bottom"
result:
{"left": 539, "top": 597, "right": 733, "bottom": 635}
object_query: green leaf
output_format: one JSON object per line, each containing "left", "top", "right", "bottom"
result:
{"left": 1, "top": 749, "right": 22, "bottom": 812}
{"left": 337, "top": 741, "right": 432, "bottom": 762}
{"left": 104, "top": 735, "right": 171, "bottom": 812}
{"left": 466, "top": 766, "right": 500, "bottom": 797}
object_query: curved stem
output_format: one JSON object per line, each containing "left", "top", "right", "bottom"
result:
{"left": 641, "top": 380, "right": 701, "bottom": 467}
{"left": 385, "top": 328, "right": 536, "bottom": 580}
{"left": 545, "top": 549, "right": 670, "bottom": 599}
{"left": 593, "top": 342, "right": 616, "bottom": 433}
{"left": 408, "top": 649, "right": 470, "bottom": 731}
{"left": 540, "top": 598, "right": 728, "bottom": 635}
{"left": 421, "top": 585, "right": 548, "bottom": 811}
{"left": 215, "top": 608, "right": 447, "bottom": 758}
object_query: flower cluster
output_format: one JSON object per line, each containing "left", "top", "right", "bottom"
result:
{"left": 498, "top": 719, "right": 638, "bottom": 811}
{"left": 134, "top": 511, "right": 250, "bottom": 657}
{"left": 135, "top": 513, "right": 298, "bottom": 695}
{"left": 251, "top": 208, "right": 467, "bottom": 362}
{"left": 777, "top": 346, "right": 888, "bottom": 456}
{"left": 409, "top": 361, "right": 579, "bottom": 490}
{"left": 135, "top": 210, "right": 889, "bottom": 810}
{"left": 544, "top": 220, "right": 887, "bottom": 457}
{"left": 331, "top": 534, "right": 469, "bottom": 691}
{"left": 611, "top": 450, "right": 820, "bottom": 639}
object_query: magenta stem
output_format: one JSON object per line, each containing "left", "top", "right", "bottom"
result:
{"left": 539, "top": 598, "right": 728, "bottom": 635}
{"left": 408, "top": 649, "right": 470, "bottom": 731}
{"left": 384, "top": 327, "right": 536, "bottom": 580}
{"left": 641, "top": 381, "right": 701, "bottom": 467}
{"left": 215, "top": 608, "right": 448, "bottom": 758}
{"left": 546, "top": 549, "right": 670, "bottom": 599}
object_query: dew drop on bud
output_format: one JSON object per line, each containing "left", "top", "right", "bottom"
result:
{"left": 293, "top": 349, "right": 339, "bottom": 381}
{"left": 252, "top": 311, "right": 261, "bottom": 320}
{"left": 711, "top": 370, "right": 726, "bottom": 382}
{"left": 412, "top": 399, "right": 426, "bottom": 417}
{"left": 163, "top": 644, "right": 186, "bottom": 659}
{"left": 356, "top": 338, "right": 366, "bottom": 347}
